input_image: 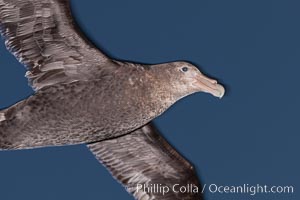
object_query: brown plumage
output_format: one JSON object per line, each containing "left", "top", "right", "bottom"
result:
{"left": 0, "top": 0, "right": 225, "bottom": 199}
{"left": 88, "top": 124, "right": 203, "bottom": 200}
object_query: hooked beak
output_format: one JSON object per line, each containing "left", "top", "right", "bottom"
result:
{"left": 192, "top": 73, "right": 225, "bottom": 98}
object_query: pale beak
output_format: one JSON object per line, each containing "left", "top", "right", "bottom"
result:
{"left": 192, "top": 73, "right": 225, "bottom": 98}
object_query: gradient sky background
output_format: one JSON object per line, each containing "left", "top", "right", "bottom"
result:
{"left": 0, "top": 0, "right": 299, "bottom": 200}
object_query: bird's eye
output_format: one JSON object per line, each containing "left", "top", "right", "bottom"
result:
{"left": 181, "top": 66, "right": 189, "bottom": 72}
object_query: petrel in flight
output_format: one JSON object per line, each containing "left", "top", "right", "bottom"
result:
{"left": 0, "top": 0, "right": 225, "bottom": 199}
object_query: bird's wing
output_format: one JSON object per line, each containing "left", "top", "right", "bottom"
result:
{"left": 0, "top": 0, "right": 113, "bottom": 90}
{"left": 87, "top": 123, "right": 204, "bottom": 200}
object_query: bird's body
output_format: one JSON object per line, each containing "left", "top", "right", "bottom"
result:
{"left": 0, "top": 0, "right": 225, "bottom": 199}
{"left": 0, "top": 64, "right": 181, "bottom": 149}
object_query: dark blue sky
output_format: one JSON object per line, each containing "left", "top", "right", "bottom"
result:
{"left": 0, "top": 0, "right": 299, "bottom": 199}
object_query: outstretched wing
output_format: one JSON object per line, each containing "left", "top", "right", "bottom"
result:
{"left": 87, "top": 123, "right": 204, "bottom": 200}
{"left": 0, "top": 0, "right": 112, "bottom": 90}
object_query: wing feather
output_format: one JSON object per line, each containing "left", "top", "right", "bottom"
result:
{"left": 0, "top": 0, "right": 113, "bottom": 90}
{"left": 87, "top": 123, "right": 204, "bottom": 200}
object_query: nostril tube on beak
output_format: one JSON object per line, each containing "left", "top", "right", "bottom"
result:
{"left": 211, "top": 80, "right": 217, "bottom": 84}
{"left": 201, "top": 75, "right": 218, "bottom": 84}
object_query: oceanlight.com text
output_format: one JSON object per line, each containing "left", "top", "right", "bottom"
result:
{"left": 205, "top": 183, "right": 294, "bottom": 196}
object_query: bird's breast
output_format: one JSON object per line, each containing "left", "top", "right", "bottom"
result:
{"left": 1, "top": 78, "right": 168, "bottom": 149}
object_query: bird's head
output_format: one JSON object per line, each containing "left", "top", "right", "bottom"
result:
{"left": 151, "top": 61, "right": 225, "bottom": 100}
